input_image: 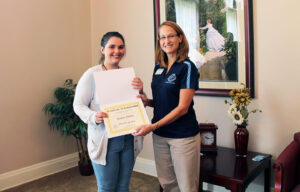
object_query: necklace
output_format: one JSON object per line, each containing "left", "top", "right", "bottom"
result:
{"left": 102, "top": 64, "right": 120, "bottom": 71}
{"left": 102, "top": 64, "right": 108, "bottom": 71}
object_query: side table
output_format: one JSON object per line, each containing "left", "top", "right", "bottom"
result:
{"left": 199, "top": 147, "right": 272, "bottom": 192}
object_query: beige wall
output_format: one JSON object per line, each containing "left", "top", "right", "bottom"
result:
{"left": 0, "top": 0, "right": 91, "bottom": 174}
{"left": 90, "top": 0, "right": 156, "bottom": 159}
{"left": 91, "top": 0, "right": 300, "bottom": 161}
{"left": 250, "top": 0, "right": 300, "bottom": 155}
{"left": 1, "top": 0, "right": 300, "bottom": 177}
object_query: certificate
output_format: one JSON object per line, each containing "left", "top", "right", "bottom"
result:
{"left": 101, "top": 99, "right": 150, "bottom": 138}
{"left": 93, "top": 67, "right": 150, "bottom": 138}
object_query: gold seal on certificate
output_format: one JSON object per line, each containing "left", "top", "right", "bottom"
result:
{"left": 102, "top": 99, "right": 150, "bottom": 138}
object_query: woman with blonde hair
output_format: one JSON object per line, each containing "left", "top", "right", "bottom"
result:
{"left": 133, "top": 21, "right": 200, "bottom": 192}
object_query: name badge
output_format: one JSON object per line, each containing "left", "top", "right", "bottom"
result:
{"left": 155, "top": 68, "right": 164, "bottom": 75}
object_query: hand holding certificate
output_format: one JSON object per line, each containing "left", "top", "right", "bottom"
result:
{"left": 93, "top": 67, "right": 150, "bottom": 138}
{"left": 102, "top": 100, "right": 149, "bottom": 137}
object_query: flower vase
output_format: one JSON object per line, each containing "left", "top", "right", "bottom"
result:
{"left": 234, "top": 125, "right": 249, "bottom": 157}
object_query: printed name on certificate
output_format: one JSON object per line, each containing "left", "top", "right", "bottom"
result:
{"left": 102, "top": 99, "right": 150, "bottom": 138}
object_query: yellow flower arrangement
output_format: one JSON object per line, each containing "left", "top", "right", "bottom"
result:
{"left": 225, "top": 84, "right": 262, "bottom": 126}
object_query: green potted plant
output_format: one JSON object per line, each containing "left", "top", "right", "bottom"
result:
{"left": 43, "top": 79, "right": 93, "bottom": 176}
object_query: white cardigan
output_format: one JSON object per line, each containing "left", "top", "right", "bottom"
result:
{"left": 73, "top": 65, "right": 143, "bottom": 165}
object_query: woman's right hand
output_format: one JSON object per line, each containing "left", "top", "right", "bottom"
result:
{"left": 132, "top": 124, "right": 157, "bottom": 136}
{"left": 131, "top": 77, "right": 144, "bottom": 94}
{"left": 95, "top": 112, "right": 108, "bottom": 124}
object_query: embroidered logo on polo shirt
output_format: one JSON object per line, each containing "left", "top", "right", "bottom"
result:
{"left": 166, "top": 73, "right": 176, "bottom": 84}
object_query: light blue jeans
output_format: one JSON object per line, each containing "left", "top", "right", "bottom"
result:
{"left": 92, "top": 134, "right": 134, "bottom": 192}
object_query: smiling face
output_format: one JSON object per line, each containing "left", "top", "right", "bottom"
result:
{"left": 159, "top": 25, "right": 182, "bottom": 57}
{"left": 101, "top": 36, "right": 125, "bottom": 67}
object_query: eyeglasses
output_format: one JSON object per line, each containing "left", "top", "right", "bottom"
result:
{"left": 159, "top": 34, "right": 178, "bottom": 41}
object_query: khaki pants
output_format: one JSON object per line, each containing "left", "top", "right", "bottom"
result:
{"left": 153, "top": 133, "right": 201, "bottom": 192}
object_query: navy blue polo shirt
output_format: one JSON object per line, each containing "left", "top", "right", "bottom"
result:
{"left": 151, "top": 59, "right": 200, "bottom": 138}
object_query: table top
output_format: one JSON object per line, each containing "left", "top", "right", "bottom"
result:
{"left": 200, "top": 147, "right": 272, "bottom": 185}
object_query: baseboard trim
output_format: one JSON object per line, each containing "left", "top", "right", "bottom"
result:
{"left": 133, "top": 157, "right": 157, "bottom": 177}
{"left": 0, "top": 154, "right": 273, "bottom": 192}
{"left": 0, "top": 153, "right": 78, "bottom": 191}
{"left": 0, "top": 155, "right": 153, "bottom": 191}
{"left": 203, "top": 182, "right": 274, "bottom": 192}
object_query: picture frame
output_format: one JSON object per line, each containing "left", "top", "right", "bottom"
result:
{"left": 154, "top": 0, "right": 254, "bottom": 97}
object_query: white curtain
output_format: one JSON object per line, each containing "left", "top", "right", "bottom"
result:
{"left": 174, "top": 0, "right": 206, "bottom": 68}
{"left": 225, "top": 0, "right": 238, "bottom": 41}
{"left": 174, "top": 0, "right": 200, "bottom": 49}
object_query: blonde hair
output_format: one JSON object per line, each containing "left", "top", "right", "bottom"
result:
{"left": 155, "top": 21, "right": 189, "bottom": 68}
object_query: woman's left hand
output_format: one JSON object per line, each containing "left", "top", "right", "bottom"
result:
{"left": 137, "top": 93, "right": 149, "bottom": 106}
{"left": 132, "top": 124, "right": 156, "bottom": 136}
{"left": 132, "top": 77, "right": 143, "bottom": 93}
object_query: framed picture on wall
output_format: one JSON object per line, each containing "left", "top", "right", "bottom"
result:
{"left": 154, "top": 0, "right": 254, "bottom": 97}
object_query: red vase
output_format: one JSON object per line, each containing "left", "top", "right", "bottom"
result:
{"left": 234, "top": 125, "right": 249, "bottom": 157}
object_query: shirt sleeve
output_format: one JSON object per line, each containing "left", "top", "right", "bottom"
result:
{"left": 200, "top": 24, "right": 208, "bottom": 30}
{"left": 73, "top": 68, "right": 97, "bottom": 126}
{"left": 180, "top": 60, "right": 199, "bottom": 90}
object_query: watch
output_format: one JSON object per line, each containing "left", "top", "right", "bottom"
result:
{"left": 199, "top": 123, "right": 218, "bottom": 153}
